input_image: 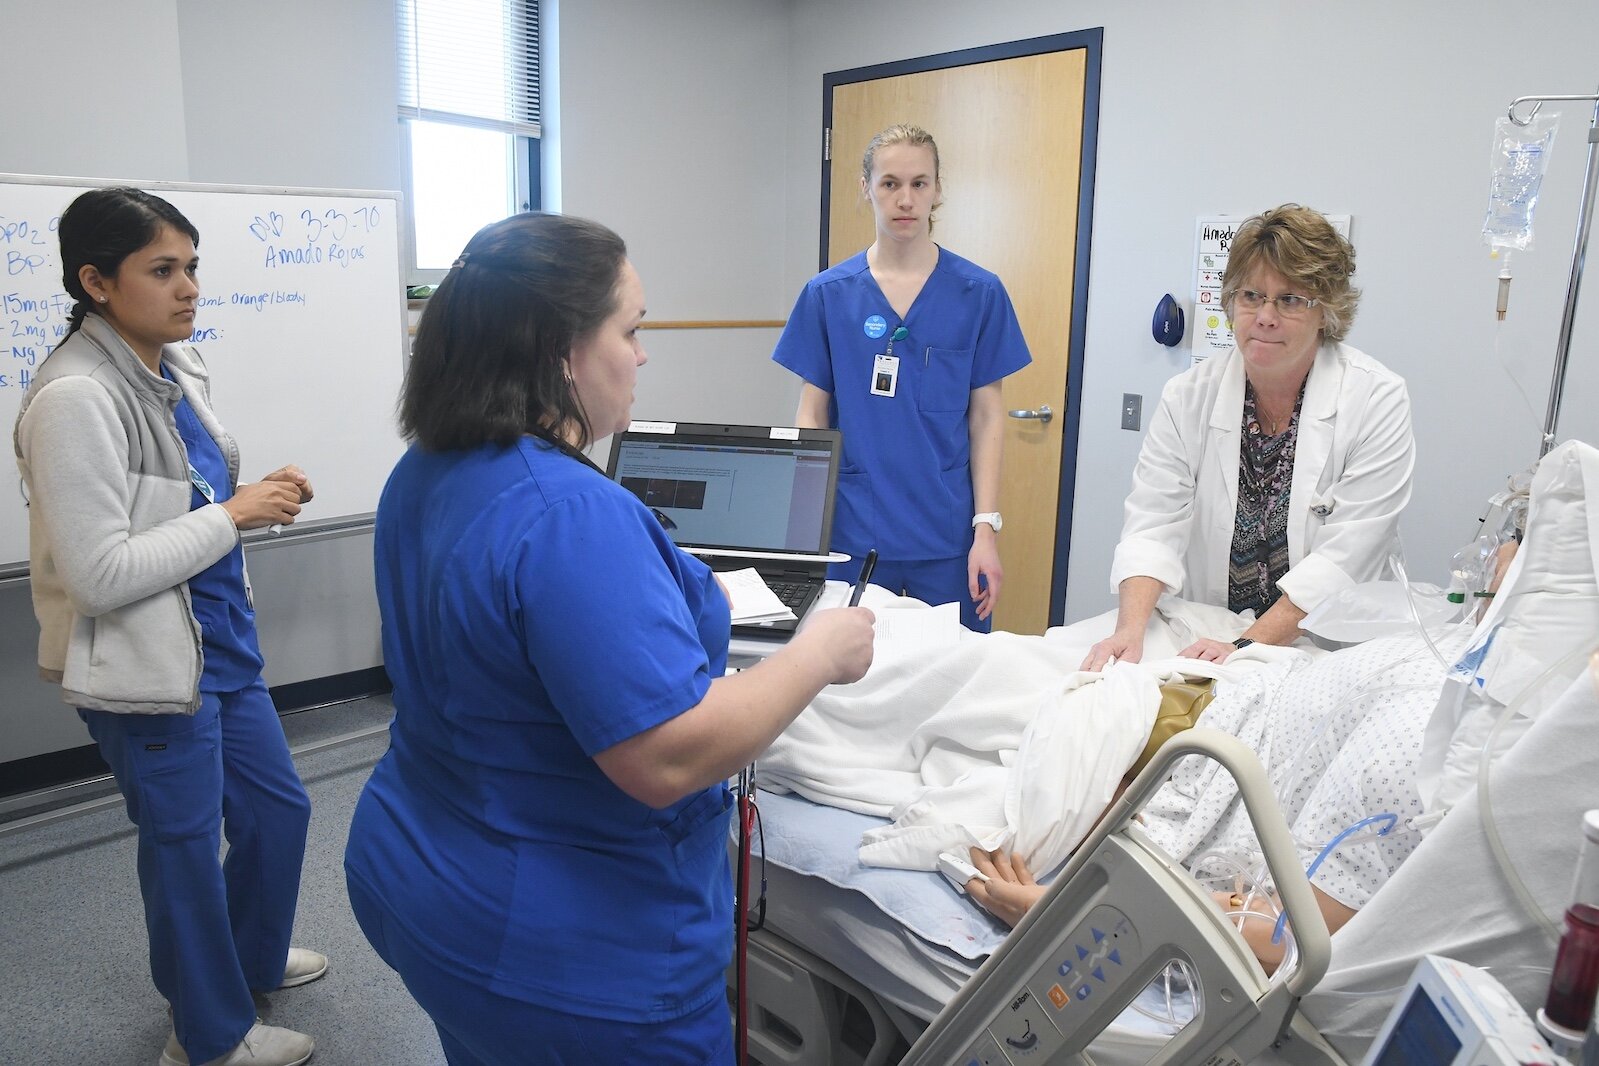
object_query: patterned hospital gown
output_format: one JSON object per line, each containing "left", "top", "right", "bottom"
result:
{"left": 1137, "top": 624, "right": 1476, "bottom": 910}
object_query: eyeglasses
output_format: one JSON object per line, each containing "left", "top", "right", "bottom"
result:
{"left": 1231, "top": 289, "right": 1319, "bottom": 317}
{"left": 651, "top": 507, "right": 678, "bottom": 531}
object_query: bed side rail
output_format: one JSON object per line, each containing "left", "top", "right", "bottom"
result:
{"left": 898, "top": 727, "right": 1338, "bottom": 1066}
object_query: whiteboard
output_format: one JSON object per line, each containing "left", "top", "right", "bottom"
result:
{"left": 0, "top": 174, "right": 409, "bottom": 574}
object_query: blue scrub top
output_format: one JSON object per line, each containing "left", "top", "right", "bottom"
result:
{"left": 164, "top": 365, "right": 264, "bottom": 693}
{"left": 347, "top": 437, "right": 733, "bottom": 1023}
{"left": 773, "top": 247, "right": 1031, "bottom": 560}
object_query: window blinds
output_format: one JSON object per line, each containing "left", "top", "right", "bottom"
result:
{"left": 397, "top": 0, "right": 540, "bottom": 138}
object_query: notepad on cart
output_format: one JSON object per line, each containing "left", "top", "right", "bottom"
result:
{"left": 721, "top": 568, "right": 798, "bottom": 626}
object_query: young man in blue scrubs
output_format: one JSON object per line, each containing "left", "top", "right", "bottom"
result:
{"left": 774, "top": 124, "right": 1031, "bottom": 631}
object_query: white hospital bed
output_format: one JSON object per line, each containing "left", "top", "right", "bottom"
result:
{"left": 738, "top": 656, "right": 1599, "bottom": 1065}
{"left": 741, "top": 727, "right": 1337, "bottom": 1065}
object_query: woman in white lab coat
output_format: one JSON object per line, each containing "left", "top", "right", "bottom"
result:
{"left": 1083, "top": 204, "right": 1414, "bottom": 670}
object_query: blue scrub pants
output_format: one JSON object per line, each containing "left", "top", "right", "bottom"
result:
{"left": 830, "top": 555, "right": 992, "bottom": 633}
{"left": 347, "top": 878, "right": 734, "bottom": 1066}
{"left": 80, "top": 678, "right": 311, "bottom": 1064}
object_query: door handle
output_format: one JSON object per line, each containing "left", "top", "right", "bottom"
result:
{"left": 1007, "top": 403, "right": 1053, "bottom": 424}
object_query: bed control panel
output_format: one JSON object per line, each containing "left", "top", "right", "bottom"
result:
{"left": 959, "top": 904, "right": 1143, "bottom": 1063}
{"left": 914, "top": 733, "right": 1333, "bottom": 1066}
{"left": 1031, "top": 905, "right": 1140, "bottom": 1017}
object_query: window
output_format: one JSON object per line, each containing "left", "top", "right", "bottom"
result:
{"left": 397, "top": 0, "right": 541, "bottom": 279}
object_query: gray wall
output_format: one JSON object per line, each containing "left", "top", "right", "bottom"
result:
{"left": 781, "top": 0, "right": 1599, "bottom": 620}
{"left": 4, "top": 0, "right": 1599, "bottom": 761}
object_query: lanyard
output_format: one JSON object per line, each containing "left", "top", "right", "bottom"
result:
{"left": 533, "top": 431, "right": 605, "bottom": 476}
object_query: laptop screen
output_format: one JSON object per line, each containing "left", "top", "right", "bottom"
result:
{"left": 605, "top": 423, "right": 841, "bottom": 556}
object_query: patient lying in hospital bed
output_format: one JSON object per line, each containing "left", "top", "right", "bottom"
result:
{"left": 746, "top": 439, "right": 1599, "bottom": 1063}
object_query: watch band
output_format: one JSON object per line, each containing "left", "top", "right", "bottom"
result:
{"left": 972, "top": 511, "right": 1002, "bottom": 531}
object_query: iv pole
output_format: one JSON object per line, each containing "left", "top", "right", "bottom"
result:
{"left": 1506, "top": 86, "right": 1599, "bottom": 457}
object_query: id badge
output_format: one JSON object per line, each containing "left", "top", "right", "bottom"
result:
{"left": 871, "top": 354, "right": 900, "bottom": 397}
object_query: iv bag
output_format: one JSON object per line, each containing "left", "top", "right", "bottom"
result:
{"left": 1483, "top": 113, "right": 1559, "bottom": 251}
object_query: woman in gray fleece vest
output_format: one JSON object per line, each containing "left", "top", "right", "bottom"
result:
{"left": 13, "top": 188, "right": 324, "bottom": 1066}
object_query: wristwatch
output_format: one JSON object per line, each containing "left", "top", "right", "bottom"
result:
{"left": 972, "top": 512, "right": 1003, "bottom": 532}
{"left": 1231, "top": 637, "right": 1255, "bottom": 649}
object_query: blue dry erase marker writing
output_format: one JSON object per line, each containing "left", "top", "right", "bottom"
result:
{"left": 849, "top": 549, "right": 878, "bottom": 607}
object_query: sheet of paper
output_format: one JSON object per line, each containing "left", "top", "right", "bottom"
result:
{"left": 873, "top": 600, "right": 960, "bottom": 650}
{"left": 720, "top": 567, "right": 797, "bottom": 625}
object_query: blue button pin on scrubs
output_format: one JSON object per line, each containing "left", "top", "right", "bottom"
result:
{"left": 863, "top": 314, "right": 888, "bottom": 339}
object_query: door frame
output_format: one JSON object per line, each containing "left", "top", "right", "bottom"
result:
{"left": 819, "top": 28, "right": 1102, "bottom": 627}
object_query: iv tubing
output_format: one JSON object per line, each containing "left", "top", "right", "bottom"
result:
{"left": 1390, "top": 551, "right": 1454, "bottom": 669}
{"left": 1271, "top": 814, "right": 1398, "bottom": 946}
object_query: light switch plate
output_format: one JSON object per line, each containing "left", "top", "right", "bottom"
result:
{"left": 1122, "top": 393, "right": 1142, "bottom": 431}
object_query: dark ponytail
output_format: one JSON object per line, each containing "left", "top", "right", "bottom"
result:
{"left": 58, "top": 187, "right": 200, "bottom": 340}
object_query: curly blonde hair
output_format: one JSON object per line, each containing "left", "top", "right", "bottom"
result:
{"left": 1222, "top": 204, "right": 1359, "bottom": 343}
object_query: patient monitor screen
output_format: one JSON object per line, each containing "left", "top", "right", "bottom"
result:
{"left": 1370, "top": 987, "right": 1463, "bottom": 1066}
{"left": 611, "top": 438, "right": 833, "bottom": 553}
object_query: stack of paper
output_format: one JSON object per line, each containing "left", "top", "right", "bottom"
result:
{"left": 720, "top": 568, "right": 797, "bottom": 625}
{"left": 873, "top": 600, "right": 961, "bottom": 651}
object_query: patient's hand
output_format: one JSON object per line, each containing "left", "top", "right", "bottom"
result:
{"left": 966, "top": 848, "right": 1045, "bottom": 928}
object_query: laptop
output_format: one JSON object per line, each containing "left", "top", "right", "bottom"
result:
{"left": 605, "top": 421, "right": 843, "bottom": 639}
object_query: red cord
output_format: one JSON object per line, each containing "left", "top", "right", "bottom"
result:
{"left": 735, "top": 787, "right": 757, "bottom": 1065}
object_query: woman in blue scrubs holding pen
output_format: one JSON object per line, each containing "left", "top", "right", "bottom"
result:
{"left": 344, "top": 212, "right": 875, "bottom": 1066}
{"left": 773, "top": 124, "right": 1032, "bottom": 631}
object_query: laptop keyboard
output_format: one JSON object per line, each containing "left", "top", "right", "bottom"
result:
{"left": 765, "top": 579, "right": 815, "bottom": 611}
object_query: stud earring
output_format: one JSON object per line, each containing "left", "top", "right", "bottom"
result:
{"left": 98, "top": 296, "right": 108, "bottom": 303}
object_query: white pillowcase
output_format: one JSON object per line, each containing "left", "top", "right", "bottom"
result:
{"left": 1299, "top": 579, "right": 1457, "bottom": 645}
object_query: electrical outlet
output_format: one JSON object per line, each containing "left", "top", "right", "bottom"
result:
{"left": 1121, "top": 393, "right": 1142, "bottom": 431}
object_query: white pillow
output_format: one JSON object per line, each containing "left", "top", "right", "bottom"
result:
{"left": 1299, "top": 579, "right": 1457, "bottom": 644}
{"left": 1418, "top": 440, "right": 1599, "bottom": 815}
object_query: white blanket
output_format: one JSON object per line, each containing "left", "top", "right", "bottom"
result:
{"left": 759, "top": 597, "right": 1289, "bottom": 873}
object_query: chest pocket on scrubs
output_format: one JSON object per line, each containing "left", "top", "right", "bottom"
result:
{"left": 918, "top": 347, "right": 975, "bottom": 413}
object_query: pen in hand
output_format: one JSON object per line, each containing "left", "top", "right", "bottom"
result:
{"left": 849, "top": 549, "right": 878, "bottom": 607}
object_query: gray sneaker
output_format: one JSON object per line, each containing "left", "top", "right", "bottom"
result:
{"left": 158, "top": 1022, "right": 314, "bottom": 1066}
{"left": 278, "top": 948, "right": 329, "bottom": 989}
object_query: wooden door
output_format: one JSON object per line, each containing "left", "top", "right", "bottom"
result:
{"left": 825, "top": 42, "right": 1092, "bottom": 633}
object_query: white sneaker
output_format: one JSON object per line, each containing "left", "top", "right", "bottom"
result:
{"left": 278, "top": 947, "right": 328, "bottom": 989}
{"left": 158, "top": 1022, "right": 314, "bottom": 1066}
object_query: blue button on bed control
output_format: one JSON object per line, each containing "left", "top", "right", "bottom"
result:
{"left": 1092, "top": 967, "right": 1105, "bottom": 983}
{"left": 1077, "top": 945, "right": 1090, "bottom": 961}
{"left": 1076, "top": 985, "right": 1093, "bottom": 1001}
{"left": 1058, "top": 961, "right": 1074, "bottom": 977}
{"left": 1107, "top": 949, "right": 1122, "bottom": 966}
{"left": 1092, "top": 927, "right": 1105, "bottom": 943}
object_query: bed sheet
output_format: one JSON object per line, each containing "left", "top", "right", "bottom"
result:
{"left": 752, "top": 789, "right": 1194, "bottom": 1043}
